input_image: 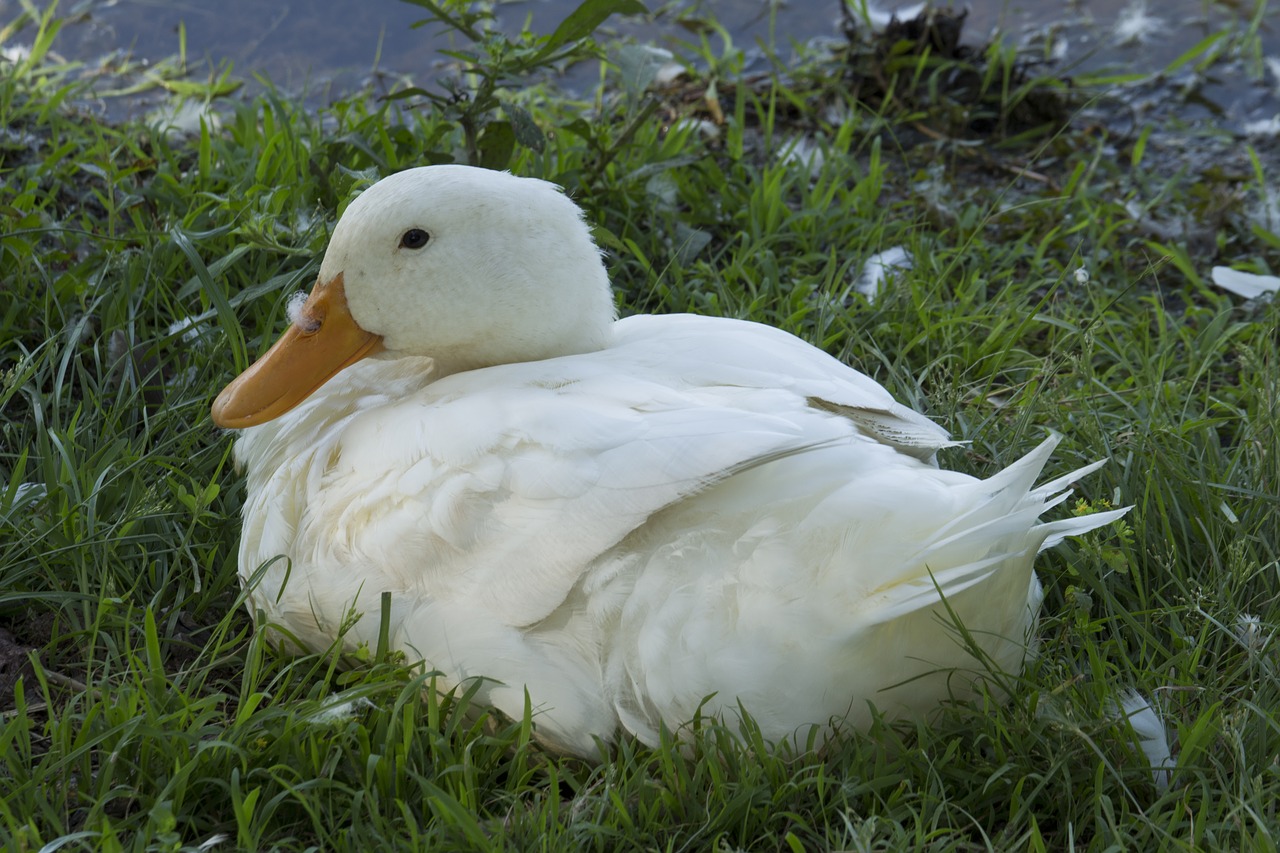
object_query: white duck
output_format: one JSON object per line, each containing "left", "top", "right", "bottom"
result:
{"left": 212, "top": 165, "right": 1127, "bottom": 758}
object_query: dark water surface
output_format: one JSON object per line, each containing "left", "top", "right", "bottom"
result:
{"left": 3, "top": 0, "right": 1278, "bottom": 128}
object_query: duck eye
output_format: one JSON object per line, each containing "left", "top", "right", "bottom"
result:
{"left": 400, "top": 228, "right": 430, "bottom": 250}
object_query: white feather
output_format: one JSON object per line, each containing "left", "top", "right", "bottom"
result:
{"left": 285, "top": 291, "right": 310, "bottom": 327}
{"left": 1211, "top": 266, "right": 1280, "bottom": 299}
{"left": 1113, "top": 690, "right": 1173, "bottom": 792}
{"left": 852, "top": 246, "right": 912, "bottom": 303}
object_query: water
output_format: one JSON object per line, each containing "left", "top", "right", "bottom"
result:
{"left": 2, "top": 0, "right": 1277, "bottom": 127}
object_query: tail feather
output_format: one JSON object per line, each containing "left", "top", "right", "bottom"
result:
{"left": 867, "top": 435, "right": 1131, "bottom": 621}
{"left": 1032, "top": 457, "right": 1109, "bottom": 498}
{"left": 1037, "top": 506, "right": 1130, "bottom": 552}
{"left": 914, "top": 436, "right": 1064, "bottom": 557}
{"left": 864, "top": 551, "right": 1012, "bottom": 625}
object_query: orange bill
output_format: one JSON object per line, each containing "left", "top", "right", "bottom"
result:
{"left": 211, "top": 273, "right": 384, "bottom": 429}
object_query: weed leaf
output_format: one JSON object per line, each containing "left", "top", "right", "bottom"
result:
{"left": 538, "top": 0, "right": 647, "bottom": 58}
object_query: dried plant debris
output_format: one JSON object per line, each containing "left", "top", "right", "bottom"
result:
{"left": 844, "top": 4, "right": 970, "bottom": 56}
{"left": 836, "top": 5, "right": 1073, "bottom": 138}
{"left": 0, "top": 621, "right": 44, "bottom": 713}
{"left": 644, "top": 4, "right": 1077, "bottom": 158}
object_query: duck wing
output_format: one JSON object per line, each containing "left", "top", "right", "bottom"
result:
{"left": 611, "top": 314, "right": 957, "bottom": 460}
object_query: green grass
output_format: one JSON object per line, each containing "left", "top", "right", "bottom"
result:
{"left": 3, "top": 1, "right": 1280, "bottom": 849}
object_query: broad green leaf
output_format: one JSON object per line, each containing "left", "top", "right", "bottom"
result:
{"left": 538, "top": 0, "right": 648, "bottom": 58}
{"left": 503, "top": 103, "right": 545, "bottom": 152}
{"left": 477, "top": 120, "right": 516, "bottom": 170}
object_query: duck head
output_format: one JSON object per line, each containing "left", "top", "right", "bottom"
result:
{"left": 211, "top": 165, "right": 616, "bottom": 428}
